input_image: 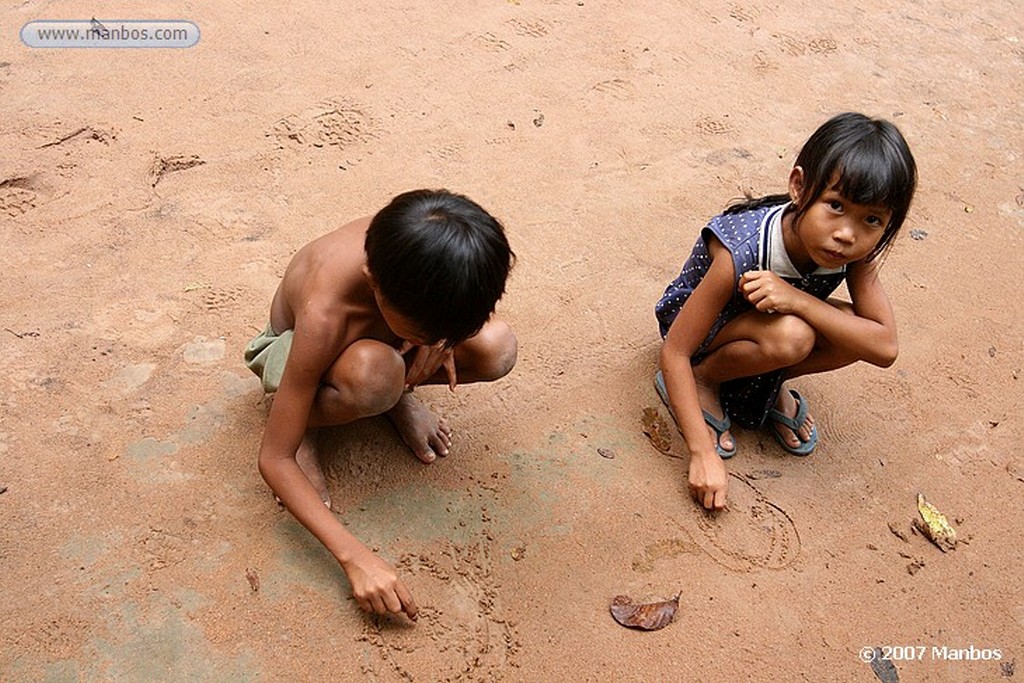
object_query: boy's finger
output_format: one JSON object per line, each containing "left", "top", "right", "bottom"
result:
{"left": 383, "top": 590, "right": 404, "bottom": 615}
{"left": 396, "top": 580, "right": 418, "bottom": 620}
{"left": 444, "top": 355, "right": 458, "bottom": 392}
{"left": 399, "top": 341, "right": 415, "bottom": 355}
{"left": 369, "top": 595, "right": 387, "bottom": 615}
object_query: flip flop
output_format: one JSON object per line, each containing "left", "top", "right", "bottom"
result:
{"left": 768, "top": 388, "right": 818, "bottom": 456}
{"left": 654, "top": 370, "right": 737, "bottom": 460}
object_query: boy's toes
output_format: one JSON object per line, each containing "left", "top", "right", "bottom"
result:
{"left": 414, "top": 445, "right": 437, "bottom": 464}
{"left": 431, "top": 430, "right": 450, "bottom": 457}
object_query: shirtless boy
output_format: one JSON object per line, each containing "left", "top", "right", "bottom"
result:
{"left": 245, "top": 189, "right": 516, "bottom": 620}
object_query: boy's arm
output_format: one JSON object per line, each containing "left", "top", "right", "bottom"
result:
{"left": 257, "top": 313, "right": 418, "bottom": 619}
{"left": 660, "top": 236, "right": 736, "bottom": 509}
{"left": 739, "top": 260, "right": 898, "bottom": 367}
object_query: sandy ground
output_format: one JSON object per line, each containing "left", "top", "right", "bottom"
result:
{"left": 2, "top": 0, "right": 1023, "bottom": 680}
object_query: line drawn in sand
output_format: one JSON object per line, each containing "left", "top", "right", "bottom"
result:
{"left": 687, "top": 473, "right": 801, "bottom": 571}
{"left": 642, "top": 410, "right": 801, "bottom": 572}
{"left": 357, "top": 539, "right": 521, "bottom": 681}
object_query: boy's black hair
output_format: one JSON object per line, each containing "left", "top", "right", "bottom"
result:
{"left": 726, "top": 112, "right": 917, "bottom": 262}
{"left": 365, "top": 189, "right": 514, "bottom": 347}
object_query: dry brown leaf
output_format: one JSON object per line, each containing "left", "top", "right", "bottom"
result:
{"left": 245, "top": 567, "right": 260, "bottom": 593}
{"left": 609, "top": 593, "right": 679, "bottom": 631}
{"left": 641, "top": 408, "right": 672, "bottom": 454}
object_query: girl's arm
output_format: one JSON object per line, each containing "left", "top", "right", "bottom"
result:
{"left": 660, "top": 236, "right": 736, "bottom": 509}
{"left": 739, "top": 259, "right": 898, "bottom": 367}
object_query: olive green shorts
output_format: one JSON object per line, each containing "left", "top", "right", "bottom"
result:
{"left": 243, "top": 323, "right": 294, "bottom": 393}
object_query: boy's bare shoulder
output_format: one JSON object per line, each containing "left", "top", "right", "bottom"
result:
{"left": 272, "top": 217, "right": 375, "bottom": 336}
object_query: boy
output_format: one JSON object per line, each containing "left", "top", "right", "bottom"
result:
{"left": 245, "top": 189, "right": 517, "bottom": 620}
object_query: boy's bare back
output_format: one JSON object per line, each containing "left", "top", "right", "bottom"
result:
{"left": 270, "top": 217, "right": 398, "bottom": 365}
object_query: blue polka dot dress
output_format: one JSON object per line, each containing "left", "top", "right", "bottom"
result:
{"left": 655, "top": 203, "right": 847, "bottom": 428}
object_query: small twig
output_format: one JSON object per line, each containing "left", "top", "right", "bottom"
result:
{"left": 4, "top": 328, "right": 39, "bottom": 339}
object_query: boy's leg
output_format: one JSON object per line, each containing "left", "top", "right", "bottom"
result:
{"left": 392, "top": 319, "right": 517, "bottom": 462}
{"left": 452, "top": 319, "right": 518, "bottom": 383}
{"left": 288, "top": 340, "right": 406, "bottom": 505}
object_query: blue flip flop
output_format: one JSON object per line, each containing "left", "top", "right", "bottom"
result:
{"left": 654, "top": 370, "right": 737, "bottom": 459}
{"left": 768, "top": 388, "right": 818, "bottom": 456}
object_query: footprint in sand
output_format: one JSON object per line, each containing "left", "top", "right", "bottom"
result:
{"left": 268, "top": 97, "right": 380, "bottom": 151}
{"left": 683, "top": 474, "right": 801, "bottom": 571}
{"left": 589, "top": 79, "right": 636, "bottom": 101}
{"left": 695, "top": 115, "right": 735, "bottom": 136}
{"left": 505, "top": 18, "right": 553, "bottom": 38}
{"left": 0, "top": 175, "right": 45, "bottom": 218}
{"left": 200, "top": 285, "right": 245, "bottom": 312}
{"left": 357, "top": 542, "right": 520, "bottom": 681}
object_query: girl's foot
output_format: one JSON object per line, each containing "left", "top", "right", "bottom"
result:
{"left": 694, "top": 380, "right": 736, "bottom": 456}
{"left": 386, "top": 391, "right": 453, "bottom": 463}
{"left": 769, "top": 388, "right": 818, "bottom": 455}
{"left": 654, "top": 369, "right": 736, "bottom": 458}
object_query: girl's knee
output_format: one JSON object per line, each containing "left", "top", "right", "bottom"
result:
{"left": 764, "top": 315, "right": 815, "bottom": 365}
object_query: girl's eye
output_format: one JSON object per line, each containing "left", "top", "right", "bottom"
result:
{"left": 828, "top": 200, "right": 843, "bottom": 211}
{"left": 866, "top": 215, "right": 884, "bottom": 227}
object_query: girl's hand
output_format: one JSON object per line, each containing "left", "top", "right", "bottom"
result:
{"left": 740, "top": 270, "right": 801, "bottom": 315}
{"left": 689, "top": 451, "right": 729, "bottom": 509}
{"left": 400, "top": 341, "right": 458, "bottom": 391}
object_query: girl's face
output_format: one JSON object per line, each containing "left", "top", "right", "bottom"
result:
{"left": 788, "top": 168, "right": 893, "bottom": 269}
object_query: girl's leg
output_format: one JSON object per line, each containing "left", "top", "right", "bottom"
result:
{"left": 693, "top": 311, "right": 816, "bottom": 448}
{"left": 782, "top": 301, "right": 860, "bottom": 380}
{"left": 702, "top": 301, "right": 864, "bottom": 449}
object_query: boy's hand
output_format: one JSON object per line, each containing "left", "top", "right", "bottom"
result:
{"left": 343, "top": 548, "right": 419, "bottom": 620}
{"left": 740, "top": 271, "right": 800, "bottom": 315}
{"left": 400, "top": 341, "right": 458, "bottom": 391}
{"left": 688, "top": 451, "right": 729, "bottom": 509}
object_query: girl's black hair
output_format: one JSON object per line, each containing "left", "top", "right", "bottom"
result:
{"left": 365, "top": 189, "right": 514, "bottom": 347}
{"left": 726, "top": 112, "right": 917, "bottom": 262}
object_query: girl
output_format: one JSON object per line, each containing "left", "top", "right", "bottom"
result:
{"left": 655, "top": 112, "right": 917, "bottom": 510}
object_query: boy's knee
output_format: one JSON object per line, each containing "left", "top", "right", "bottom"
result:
{"left": 327, "top": 341, "right": 405, "bottom": 415}
{"left": 764, "top": 315, "right": 815, "bottom": 365}
{"left": 470, "top": 322, "right": 517, "bottom": 380}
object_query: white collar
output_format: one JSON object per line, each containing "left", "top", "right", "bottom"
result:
{"left": 758, "top": 203, "right": 845, "bottom": 278}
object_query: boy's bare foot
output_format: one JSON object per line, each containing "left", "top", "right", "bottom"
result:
{"left": 276, "top": 435, "right": 332, "bottom": 509}
{"left": 692, "top": 374, "right": 735, "bottom": 453}
{"left": 771, "top": 387, "right": 815, "bottom": 448}
{"left": 296, "top": 435, "right": 332, "bottom": 508}
{"left": 386, "top": 391, "right": 452, "bottom": 463}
